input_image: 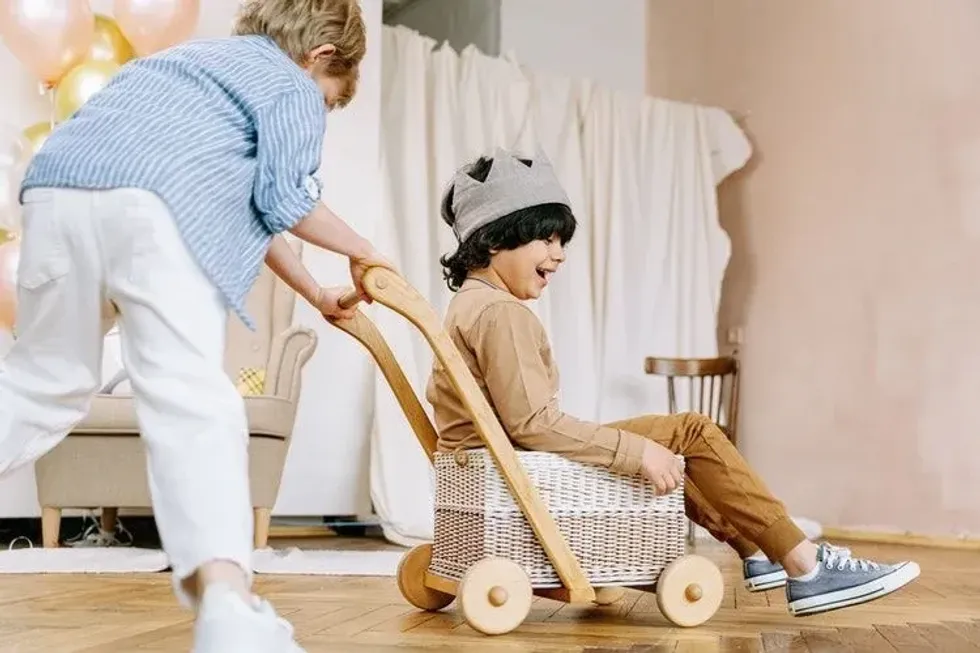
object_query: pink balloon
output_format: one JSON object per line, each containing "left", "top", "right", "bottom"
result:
{"left": 0, "top": 0, "right": 95, "bottom": 85}
{"left": 113, "top": 0, "right": 200, "bottom": 56}
{"left": 0, "top": 240, "right": 19, "bottom": 334}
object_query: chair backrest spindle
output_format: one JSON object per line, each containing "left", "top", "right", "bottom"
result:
{"left": 646, "top": 356, "right": 740, "bottom": 447}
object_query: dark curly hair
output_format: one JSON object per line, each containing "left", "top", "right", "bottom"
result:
{"left": 439, "top": 155, "right": 577, "bottom": 291}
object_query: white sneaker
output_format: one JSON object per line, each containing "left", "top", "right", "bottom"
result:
{"left": 192, "top": 584, "right": 305, "bottom": 653}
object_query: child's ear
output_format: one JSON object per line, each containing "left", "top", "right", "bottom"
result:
{"left": 307, "top": 43, "right": 337, "bottom": 64}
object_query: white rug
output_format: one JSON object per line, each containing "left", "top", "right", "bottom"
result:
{"left": 0, "top": 545, "right": 407, "bottom": 576}
{"left": 251, "top": 547, "right": 406, "bottom": 576}
{"left": 0, "top": 547, "right": 170, "bottom": 574}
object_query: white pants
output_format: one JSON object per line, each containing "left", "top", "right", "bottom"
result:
{"left": 0, "top": 188, "right": 253, "bottom": 605}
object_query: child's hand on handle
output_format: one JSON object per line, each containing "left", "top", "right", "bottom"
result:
{"left": 313, "top": 286, "right": 360, "bottom": 321}
{"left": 640, "top": 440, "right": 684, "bottom": 495}
{"left": 349, "top": 248, "right": 397, "bottom": 303}
{"left": 286, "top": 203, "right": 398, "bottom": 302}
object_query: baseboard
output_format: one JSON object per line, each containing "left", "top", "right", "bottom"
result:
{"left": 269, "top": 517, "right": 383, "bottom": 540}
{"left": 692, "top": 520, "right": 980, "bottom": 551}
{"left": 269, "top": 525, "right": 335, "bottom": 539}
{"left": 821, "top": 527, "right": 980, "bottom": 551}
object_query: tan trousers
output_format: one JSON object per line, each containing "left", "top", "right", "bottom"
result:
{"left": 606, "top": 412, "right": 806, "bottom": 562}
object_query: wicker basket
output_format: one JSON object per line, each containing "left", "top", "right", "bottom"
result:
{"left": 430, "top": 448, "right": 688, "bottom": 588}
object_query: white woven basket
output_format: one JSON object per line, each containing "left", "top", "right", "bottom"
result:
{"left": 430, "top": 448, "right": 688, "bottom": 588}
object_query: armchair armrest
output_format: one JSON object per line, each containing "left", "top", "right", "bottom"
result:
{"left": 264, "top": 326, "right": 318, "bottom": 403}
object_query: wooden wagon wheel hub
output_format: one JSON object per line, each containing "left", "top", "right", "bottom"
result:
{"left": 488, "top": 586, "right": 509, "bottom": 607}
{"left": 685, "top": 583, "right": 703, "bottom": 602}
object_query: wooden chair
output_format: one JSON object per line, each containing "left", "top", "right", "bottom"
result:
{"left": 326, "top": 268, "right": 725, "bottom": 635}
{"left": 644, "top": 356, "right": 739, "bottom": 447}
{"left": 644, "top": 355, "right": 740, "bottom": 544}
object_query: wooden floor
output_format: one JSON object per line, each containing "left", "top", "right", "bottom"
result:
{"left": 1, "top": 537, "right": 978, "bottom": 652}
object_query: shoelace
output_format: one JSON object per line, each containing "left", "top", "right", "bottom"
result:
{"left": 66, "top": 518, "right": 134, "bottom": 548}
{"left": 821, "top": 544, "right": 879, "bottom": 572}
{"left": 819, "top": 542, "right": 851, "bottom": 558}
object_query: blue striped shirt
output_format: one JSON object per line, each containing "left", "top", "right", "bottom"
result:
{"left": 21, "top": 35, "right": 327, "bottom": 329}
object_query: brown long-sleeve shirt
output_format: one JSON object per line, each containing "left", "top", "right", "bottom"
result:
{"left": 425, "top": 280, "right": 647, "bottom": 476}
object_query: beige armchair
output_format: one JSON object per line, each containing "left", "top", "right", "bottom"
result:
{"left": 33, "top": 240, "right": 317, "bottom": 549}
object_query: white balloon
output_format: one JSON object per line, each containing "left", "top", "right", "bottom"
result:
{"left": 0, "top": 124, "right": 31, "bottom": 231}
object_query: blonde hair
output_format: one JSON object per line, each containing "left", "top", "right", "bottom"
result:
{"left": 234, "top": 0, "right": 366, "bottom": 107}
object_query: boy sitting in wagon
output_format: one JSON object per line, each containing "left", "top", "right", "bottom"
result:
{"left": 424, "top": 147, "right": 919, "bottom": 617}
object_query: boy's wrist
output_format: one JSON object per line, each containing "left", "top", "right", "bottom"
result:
{"left": 310, "top": 286, "right": 323, "bottom": 306}
{"left": 349, "top": 238, "right": 375, "bottom": 261}
{"left": 296, "top": 281, "right": 320, "bottom": 307}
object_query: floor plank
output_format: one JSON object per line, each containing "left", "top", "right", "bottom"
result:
{"left": 943, "top": 621, "right": 980, "bottom": 648}
{"left": 0, "top": 538, "right": 975, "bottom": 652}
{"left": 909, "top": 622, "right": 980, "bottom": 651}
{"left": 835, "top": 627, "right": 897, "bottom": 652}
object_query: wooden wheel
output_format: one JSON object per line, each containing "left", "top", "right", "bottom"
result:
{"left": 396, "top": 544, "right": 455, "bottom": 611}
{"left": 655, "top": 555, "right": 724, "bottom": 627}
{"left": 458, "top": 558, "right": 533, "bottom": 635}
{"left": 593, "top": 586, "right": 627, "bottom": 605}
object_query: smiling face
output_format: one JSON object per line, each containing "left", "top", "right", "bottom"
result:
{"left": 482, "top": 234, "right": 566, "bottom": 300}
{"left": 438, "top": 154, "right": 578, "bottom": 295}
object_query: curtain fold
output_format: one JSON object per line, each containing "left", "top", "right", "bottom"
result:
{"left": 370, "top": 25, "right": 752, "bottom": 545}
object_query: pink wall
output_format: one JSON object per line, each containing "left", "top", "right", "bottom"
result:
{"left": 647, "top": 0, "right": 980, "bottom": 537}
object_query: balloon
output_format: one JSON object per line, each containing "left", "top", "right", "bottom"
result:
{"left": 0, "top": 239, "right": 19, "bottom": 334}
{"left": 54, "top": 60, "right": 122, "bottom": 123}
{"left": 89, "top": 14, "right": 135, "bottom": 65}
{"left": 22, "top": 122, "right": 54, "bottom": 157}
{"left": 0, "top": 0, "right": 95, "bottom": 85}
{"left": 0, "top": 125, "right": 31, "bottom": 231}
{"left": 0, "top": 124, "right": 30, "bottom": 174}
{"left": 114, "top": 0, "right": 200, "bottom": 56}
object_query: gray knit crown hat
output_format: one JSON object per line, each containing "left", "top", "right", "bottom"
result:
{"left": 446, "top": 146, "right": 571, "bottom": 242}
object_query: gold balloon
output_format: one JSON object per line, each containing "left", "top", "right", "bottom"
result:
{"left": 54, "top": 60, "right": 122, "bottom": 123}
{"left": 22, "top": 122, "right": 54, "bottom": 156}
{"left": 89, "top": 14, "right": 135, "bottom": 65}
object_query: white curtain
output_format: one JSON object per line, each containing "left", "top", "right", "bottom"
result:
{"left": 369, "top": 26, "right": 751, "bottom": 546}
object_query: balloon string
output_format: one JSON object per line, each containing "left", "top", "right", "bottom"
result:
{"left": 38, "top": 81, "right": 55, "bottom": 128}
{"left": 47, "top": 86, "right": 56, "bottom": 129}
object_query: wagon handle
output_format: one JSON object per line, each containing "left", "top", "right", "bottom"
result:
{"left": 338, "top": 289, "right": 361, "bottom": 310}
{"left": 327, "top": 266, "right": 596, "bottom": 602}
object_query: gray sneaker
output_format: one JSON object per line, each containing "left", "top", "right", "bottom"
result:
{"left": 786, "top": 543, "right": 920, "bottom": 616}
{"left": 743, "top": 557, "right": 788, "bottom": 591}
{"left": 744, "top": 543, "right": 855, "bottom": 592}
